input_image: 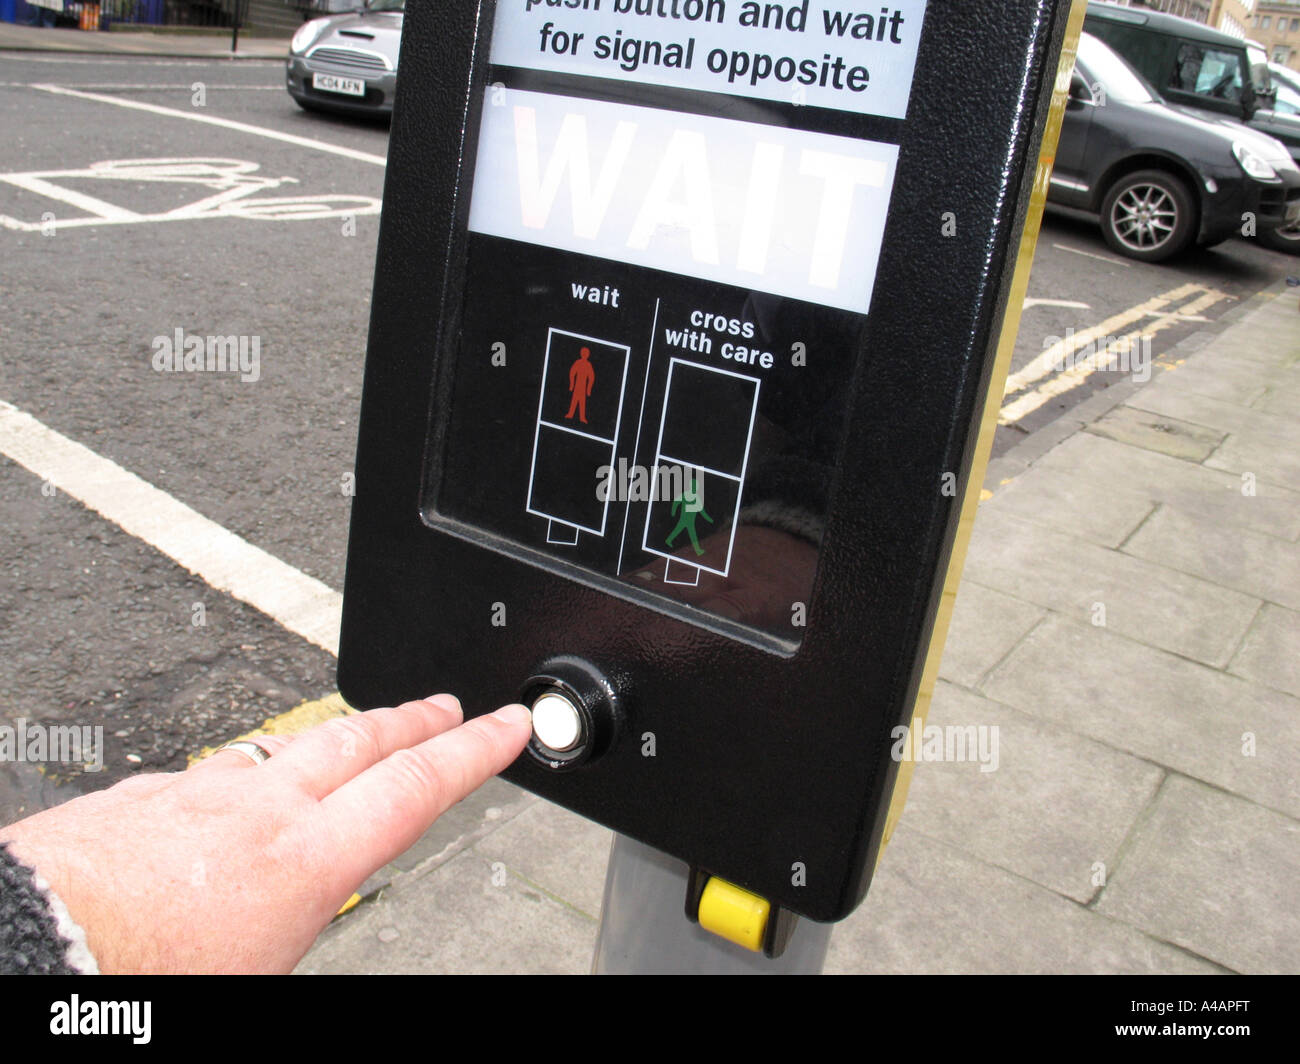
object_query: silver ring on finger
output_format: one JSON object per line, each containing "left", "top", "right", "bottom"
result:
{"left": 216, "top": 739, "right": 273, "bottom": 765}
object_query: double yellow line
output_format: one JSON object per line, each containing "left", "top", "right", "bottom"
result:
{"left": 1000, "top": 282, "right": 1232, "bottom": 425}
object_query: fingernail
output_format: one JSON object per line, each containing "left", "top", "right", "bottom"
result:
{"left": 422, "top": 693, "right": 463, "bottom": 716}
{"left": 495, "top": 703, "right": 532, "bottom": 725}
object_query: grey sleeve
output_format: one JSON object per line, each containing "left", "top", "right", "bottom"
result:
{"left": 0, "top": 841, "right": 99, "bottom": 974}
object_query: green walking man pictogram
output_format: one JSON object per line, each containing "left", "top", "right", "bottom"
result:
{"left": 665, "top": 474, "right": 712, "bottom": 557}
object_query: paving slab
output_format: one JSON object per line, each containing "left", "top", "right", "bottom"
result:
{"left": 901, "top": 683, "right": 1164, "bottom": 902}
{"left": 827, "top": 827, "right": 1221, "bottom": 974}
{"left": 1124, "top": 505, "right": 1300, "bottom": 612}
{"left": 1036, "top": 432, "right": 1300, "bottom": 542}
{"left": 1086, "top": 405, "right": 1226, "bottom": 462}
{"left": 298, "top": 848, "right": 597, "bottom": 975}
{"left": 1141, "top": 358, "right": 1270, "bottom": 407}
{"left": 1205, "top": 432, "right": 1300, "bottom": 494}
{"left": 1127, "top": 388, "right": 1299, "bottom": 449}
{"left": 980, "top": 615, "right": 1300, "bottom": 820}
{"left": 1251, "top": 384, "right": 1300, "bottom": 417}
{"left": 937, "top": 580, "right": 1047, "bottom": 688}
{"left": 1095, "top": 775, "right": 1300, "bottom": 974}
{"left": 1206, "top": 296, "right": 1300, "bottom": 368}
{"left": 965, "top": 507, "right": 1260, "bottom": 668}
{"left": 1228, "top": 603, "right": 1300, "bottom": 699}
{"left": 982, "top": 464, "right": 1155, "bottom": 548}
{"left": 474, "top": 798, "right": 613, "bottom": 920}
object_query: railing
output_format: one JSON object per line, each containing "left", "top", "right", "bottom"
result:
{"left": 95, "top": 0, "right": 238, "bottom": 27}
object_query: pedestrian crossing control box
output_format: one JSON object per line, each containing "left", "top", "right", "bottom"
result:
{"left": 339, "top": 0, "right": 1081, "bottom": 922}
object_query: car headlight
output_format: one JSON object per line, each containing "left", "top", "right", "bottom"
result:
{"left": 1233, "top": 142, "right": 1279, "bottom": 181}
{"left": 290, "top": 18, "right": 330, "bottom": 56}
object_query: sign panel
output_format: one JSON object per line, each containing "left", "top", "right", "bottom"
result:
{"left": 434, "top": 2, "right": 912, "bottom": 642}
{"left": 469, "top": 89, "right": 898, "bottom": 313}
{"left": 489, "top": 0, "right": 928, "bottom": 119}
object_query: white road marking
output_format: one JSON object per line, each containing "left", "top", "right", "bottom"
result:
{"left": 0, "top": 157, "right": 380, "bottom": 232}
{"left": 0, "top": 398, "right": 342, "bottom": 656}
{"left": 999, "top": 288, "right": 1231, "bottom": 424}
{"left": 29, "top": 83, "right": 388, "bottom": 167}
{"left": 1052, "top": 242, "right": 1132, "bottom": 267}
{"left": 1, "top": 171, "right": 141, "bottom": 224}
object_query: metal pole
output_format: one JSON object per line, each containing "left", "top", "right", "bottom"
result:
{"left": 230, "top": 0, "right": 241, "bottom": 53}
{"left": 591, "top": 834, "right": 833, "bottom": 974}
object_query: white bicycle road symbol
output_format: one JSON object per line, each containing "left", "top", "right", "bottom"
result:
{"left": 0, "top": 157, "right": 382, "bottom": 232}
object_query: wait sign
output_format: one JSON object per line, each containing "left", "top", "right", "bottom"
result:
{"left": 469, "top": 89, "right": 898, "bottom": 313}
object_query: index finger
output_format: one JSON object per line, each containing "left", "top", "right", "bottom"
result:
{"left": 314, "top": 703, "right": 533, "bottom": 883}
{"left": 263, "top": 695, "right": 465, "bottom": 799}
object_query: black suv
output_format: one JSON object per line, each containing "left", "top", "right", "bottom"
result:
{"left": 1050, "top": 33, "right": 1300, "bottom": 261}
{"left": 1085, "top": 1, "right": 1300, "bottom": 253}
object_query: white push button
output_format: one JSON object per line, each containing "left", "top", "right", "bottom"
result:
{"left": 531, "top": 692, "right": 584, "bottom": 753}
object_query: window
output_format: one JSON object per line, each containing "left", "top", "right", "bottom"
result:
{"left": 1169, "top": 44, "right": 1244, "bottom": 103}
{"left": 1078, "top": 33, "right": 1157, "bottom": 104}
{"left": 1275, "top": 80, "right": 1300, "bottom": 115}
{"left": 1292, "top": 18, "right": 1300, "bottom": 32}
{"left": 1086, "top": 22, "right": 1167, "bottom": 84}
{"left": 1260, "top": 16, "right": 1271, "bottom": 30}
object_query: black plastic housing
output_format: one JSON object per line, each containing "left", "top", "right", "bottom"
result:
{"left": 339, "top": 0, "right": 1075, "bottom": 921}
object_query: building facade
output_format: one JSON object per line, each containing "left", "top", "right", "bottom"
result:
{"left": 1210, "top": 0, "right": 1258, "bottom": 38}
{"left": 1109, "top": 0, "right": 1214, "bottom": 22}
{"left": 1254, "top": 1, "right": 1300, "bottom": 69}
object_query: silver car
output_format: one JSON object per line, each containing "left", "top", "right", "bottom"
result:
{"left": 286, "top": 0, "right": 404, "bottom": 117}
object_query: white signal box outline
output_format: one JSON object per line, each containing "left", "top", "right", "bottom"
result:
{"left": 640, "top": 358, "right": 761, "bottom": 580}
{"left": 526, "top": 327, "right": 630, "bottom": 542}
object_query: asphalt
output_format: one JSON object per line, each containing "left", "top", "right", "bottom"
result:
{"left": 0, "top": 21, "right": 289, "bottom": 59}
{"left": 294, "top": 281, "right": 1300, "bottom": 975}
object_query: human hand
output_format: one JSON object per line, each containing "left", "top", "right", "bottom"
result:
{"left": 0, "top": 695, "right": 532, "bottom": 974}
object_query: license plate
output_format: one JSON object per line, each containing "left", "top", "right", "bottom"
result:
{"left": 313, "top": 73, "right": 365, "bottom": 97}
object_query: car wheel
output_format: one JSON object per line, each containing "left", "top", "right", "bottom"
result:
{"left": 1100, "top": 170, "right": 1197, "bottom": 263}
{"left": 1258, "top": 216, "right": 1300, "bottom": 256}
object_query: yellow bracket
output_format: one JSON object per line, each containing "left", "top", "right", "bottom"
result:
{"left": 697, "top": 876, "right": 771, "bottom": 952}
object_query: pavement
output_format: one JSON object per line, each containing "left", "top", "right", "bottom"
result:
{"left": 0, "top": 22, "right": 289, "bottom": 59}
{"left": 291, "top": 280, "right": 1300, "bottom": 975}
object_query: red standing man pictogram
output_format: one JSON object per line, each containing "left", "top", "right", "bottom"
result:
{"left": 565, "top": 346, "right": 595, "bottom": 424}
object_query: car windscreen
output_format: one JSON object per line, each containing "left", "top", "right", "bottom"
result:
{"left": 1169, "top": 42, "right": 1244, "bottom": 104}
{"left": 1274, "top": 79, "right": 1300, "bottom": 116}
{"left": 367, "top": 0, "right": 405, "bottom": 11}
{"left": 1078, "top": 32, "right": 1158, "bottom": 104}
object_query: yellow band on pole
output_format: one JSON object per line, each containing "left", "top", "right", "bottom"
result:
{"left": 698, "top": 876, "right": 772, "bottom": 952}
